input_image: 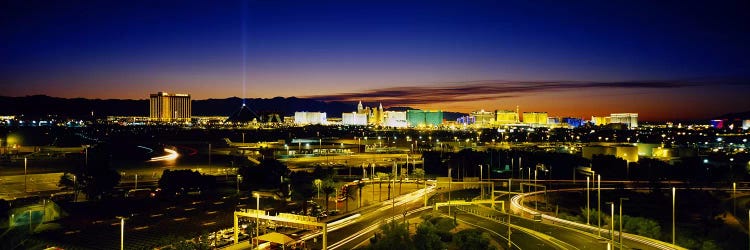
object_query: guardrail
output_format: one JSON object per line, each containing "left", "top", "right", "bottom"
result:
{"left": 510, "top": 188, "right": 687, "bottom": 250}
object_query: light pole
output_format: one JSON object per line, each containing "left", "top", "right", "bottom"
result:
{"left": 586, "top": 176, "right": 590, "bottom": 225}
{"left": 208, "top": 143, "right": 212, "bottom": 168}
{"left": 254, "top": 192, "right": 260, "bottom": 248}
{"left": 24, "top": 157, "right": 27, "bottom": 193}
{"left": 479, "top": 164, "right": 483, "bottom": 199}
{"left": 607, "top": 202, "right": 614, "bottom": 243}
{"left": 508, "top": 178, "right": 512, "bottom": 249}
{"left": 448, "top": 168, "right": 452, "bottom": 216}
{"left": 620, "top": 197, "right": 629, "bottom": 249}
{"left": 116, "top": 216, "right": 125, "bottom": 250}
{"left": 598, "top": 174, "right": 601, "bottom": 236}
{"left": 672, "top": 187, "right": 676, "bottom": 245}
{"left": 236, "top": 175, "right": 241, "bottom": 194}
{"left": 734, "top": 182, "right": 737, "bottom": 216}
{"left": 534, "top": 169, "right": 538, "bottom": 210}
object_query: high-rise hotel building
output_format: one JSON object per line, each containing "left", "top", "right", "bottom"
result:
{"left": 149, "top": 92, "right": 191, "bottom": 122}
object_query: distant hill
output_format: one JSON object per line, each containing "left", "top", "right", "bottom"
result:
{"left": 715, "top": 111, "right": 750, "bottom": 120}
{"left": 0, "top": 95, "right": 356, "bottom": 119}
{"left": 0, "top": 95, "right": 466, "bottom": 120}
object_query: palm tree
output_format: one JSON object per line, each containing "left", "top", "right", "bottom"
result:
{"left": 322, "top": 181, "right": 336, "bottom": 212}
{"left": 376, "top": 172, "right": 389, "bottom": 201}
{"left": 387, "top": 172, "right": 394, "bottom": 200}
{"left": 357, "top": 181, "right": 366, "bottom": 208}
{"left": 341, "top": 185, "right": 356, "bottom": 212}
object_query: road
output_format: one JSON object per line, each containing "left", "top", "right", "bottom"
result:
{"left": 301, "top": 187, "right": 569, "bottom": 250}
{"left": 0, "top": 173, "right": 63, "bottom": 200}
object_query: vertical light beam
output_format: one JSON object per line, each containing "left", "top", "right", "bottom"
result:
{"left": 241, "top": 0, "right": 248, "bottom": 106}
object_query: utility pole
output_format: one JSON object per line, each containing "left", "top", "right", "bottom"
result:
{"left": 508, "top": 178, "right": 512, "bottom": 249}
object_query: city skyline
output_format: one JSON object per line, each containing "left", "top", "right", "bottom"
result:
{"left": 3, "top": 1, "right": 750, "bottom": 121}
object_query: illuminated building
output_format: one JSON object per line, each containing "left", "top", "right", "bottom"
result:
{"left": 610, "top": 113, "right": 638, "bottom": 128}
{"left": 457, "top": 116, "right": 475, "bottom": 125}
{"left": 470, "top": 110, "right": 495, "bottom": 127}
{"left": 149, "top": 92, "right": 191, "bottom": 122}
{"left": 710, "top": 119, "right": 724, "bottom": 129}
{"left": 342, "top": 112, "right": 368, "bottom": 125}
{"left": 356, "top": 101, "right": 385, "bottom": 126}
{"left": 743, "top": 120, "right": 750, "bottom": 130}
{"left": 407, "top": 110, "right": 443, "bottom": 127}
{"left": 368, "top": 103, "right": 385, "bottom": 125}
{"left": 591, "top": 116, "right": 611, "bottom": 126}
{"left": 294, "top": 112, "right": 327, "bottom": 125}
{"left": 582, "top": 144, "right": 638, "bottom": 162}
{"left": 383, "top": 111, "right": 408, "bottom": 128}
{"left": 522, "top": 112, "right": 548, "bottom": 125}
{"left": 495, "top": 109, "right": 520, "bottom": 125}
{"left": 562, "top": 117, "right": 584, "bottom": 128}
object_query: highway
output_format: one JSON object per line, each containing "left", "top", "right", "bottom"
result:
{"left": 512, "top": 188, "right": 687, "bottom": 250}
{"left": 299, "top": 187, "right": 570, "bottom": 250}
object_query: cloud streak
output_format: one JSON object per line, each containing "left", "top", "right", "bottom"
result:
{"left": 304, "top": 79, "right": 701, "bottom": 106}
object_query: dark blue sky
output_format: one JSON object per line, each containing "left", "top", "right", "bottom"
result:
{"left": 2, "top": 0, "right": 749, "bottom": 120}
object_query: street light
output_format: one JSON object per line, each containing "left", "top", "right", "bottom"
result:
{"left": 115, "top": 216, "right": 126, "bottom": 250}
{"left": 448, "top": 168, "right": 452, "bottom": 216}
{"left": 672, "top": 187, "right": 676, "bottom": 245}
{"left": 508, "top": 178, "right": 512, "bottom": 249}
{"left": 478, "top": 164, "right": 483, "bottom": 199}
{"left": 607, "top": 202, "right": 614, "bottom": 243}
{"left": 254, "top": 192, "right": 260, "bottom": 248}
{"left": 586, "top": 176, "right": 590, "bottom": 225}
{"left": 619, "top": 198, "right": 629, "bottom": 249}
{"left": 24, "top": 157, "right": 28, "bottom": 193}
{"left": 598, "top": 174, "right": 601, "bottom": 236}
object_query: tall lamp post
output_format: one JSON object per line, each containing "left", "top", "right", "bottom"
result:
{"left": 508, "top": 178, "right": 512, "bottom": 249}
{"left": 607, "top": 202, "right": 614, "bottom": 243}
{"left": 672, "top": 187, "right": 676, "bottom": 245}
{"left": 24, "top": 157, "right": 28, "bottom": 193}
{"left": 448, "top": 168, "right": 452, "bottom": 216}
{"left": 619, "top": 198, "right": 629, "bottom": 249}
{"left": 598, "top": 174, "right": 601, "bottom": 236}
{"left": 254, "top": 192, "right": 260, "bottom": 248}
{"left": 586, "top": 176, "right": 590, "bottom": 225}
{"left": 116, "top": 216, "right": 125, "bottom": 250}
{"left": 478, "top": 164, "right": 484, "bottom": 199}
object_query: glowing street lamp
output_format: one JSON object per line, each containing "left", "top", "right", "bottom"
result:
{"left": 672, "top": 187, "right": 676, "bottom": 245}
{"left": 598, "top": 174, "right": 601, "bottom": 236}
{"left": 115, "top": 216, "right": 126, "bottom": 250}
{"left": 619, "top": 198, "right": 629, "bottom": 249}
{"left": 24, "top": 157, "right": 28, "bottom": 193}
{"left": 253, "top": 192, "right": 261, "bottom": 248}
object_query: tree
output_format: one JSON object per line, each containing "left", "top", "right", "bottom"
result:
{"left": 376, "top": 172, "right": 389, "bottom": 201}
{"left": 412, "top": 168, "right": 425, "bottom": 182}
{"left": 238, "top": 158, "right": 290, "bottom": 191}
{"left": 453, "top": 229, "right": 495, "bottom": 250}
{"left": 289, "top": 171, "right": 315, "bottom": 215}
{"left": 158, "top": 169, "right": 216, "bottom": 195}
{"left": 80, "top": 167, "right": 121, "bottom": 200}
{"left": 322, "top": 180, "right": 336, "bottom": 211}
{"left": 76, "top": 144, "right": 121, "bottom": 200}
{"left": 341, "top": 184, "right": 356, "bottom": 212}
{"left": 367, "top": 221, "right": 413, "bottom": 250}
{"left": 412, "top": 219, "right": 444, "bottom": 250}
{"left": 357, "top": 181, "right": 366, "bottom": 208}
{"left": 58, "top": 172, "right": 75, "bottom": 190}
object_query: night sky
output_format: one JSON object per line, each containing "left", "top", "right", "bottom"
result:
{"left": 2, "top": 1, "right": 749, "bottom": 121}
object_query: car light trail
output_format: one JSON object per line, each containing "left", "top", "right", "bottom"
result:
{"left": 511, "top": 188, "right": 687, "bottom": 250}
{"left": 149, "top": 147, "right": 179, "bottom": 162}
